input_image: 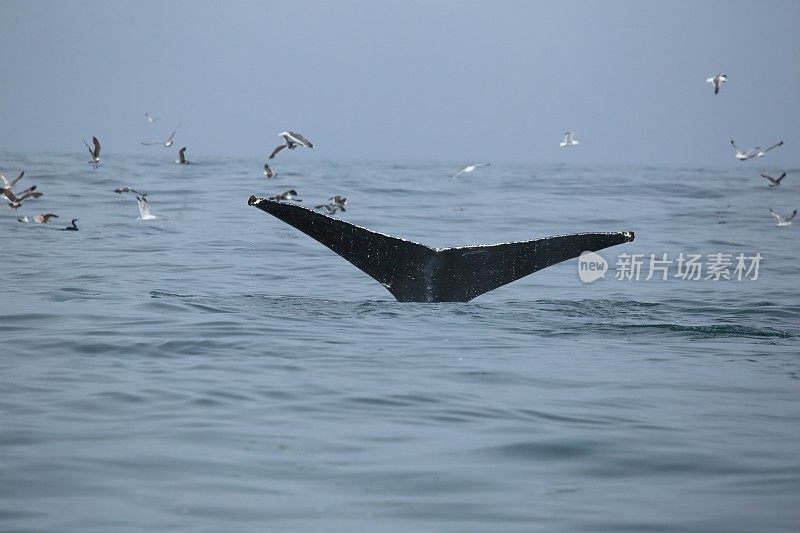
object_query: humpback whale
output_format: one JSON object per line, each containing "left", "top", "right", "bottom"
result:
{"left": 249, "top": 196, "right": 635, "bottom": 302}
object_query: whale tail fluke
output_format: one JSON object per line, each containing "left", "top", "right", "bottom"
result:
{"left": 249, "top": 196, "right": 634, "bottom": 302}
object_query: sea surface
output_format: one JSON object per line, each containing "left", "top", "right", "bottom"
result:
{"left": 1, "top": 152, "right": 799, "bottom": 532}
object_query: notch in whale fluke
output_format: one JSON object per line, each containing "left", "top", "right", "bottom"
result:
{"left": 248, "top": 196, "right": 635, "bottom": 302}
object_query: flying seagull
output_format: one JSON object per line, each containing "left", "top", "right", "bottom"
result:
{"left": 315, "top": 195, "right": 347, "bottom": 214}
{"left": 269, "top": 131, "right": 314, "bottom": 159}
{"left": 730, "top": 140, "right": 760, "bottom": 161}
{"left": 141, "top": 123, "right": 181, "bottom": 147}
{"left": 33, "top": 213, "right": 59, "bottom": 224}
{"left": 114, "top": 187, "right": 146, "bottom": 196}
{"left": 177, "top": 147, "right": 189, "bottom": 164}
{"left": 560, "top": 132, "right": 580, "bottom": 147}
{"left": 769, "top": 208, "right": 797, "bottom": 227}
{"left": 269, "top": 189, "right": 302, "bottom": 202}
{"left": 137, "top": 195, "right": 157, "bottom": 220}
{"left": 63, "top": 219, "right": 79, "bottom": 231}
{"left": 756, "top": 140, "right": 784, "bottom": 158}
{"left": 761, "top": 172, "right": 786, "bottom": 188}
{"left": 84, "top": 136, "right": 101, "bottom": 169}
{"left": 2, "top": 187, "right": 43, "bottom": 210}
{"left": 315, "top": 203, "right": 341, "bottom": 215}
{"left": 1, "top": 171, "right": 24, "bottom": 191}
{"left": 145, "top": 112, "right": 157, "bottom": 124}
{"left": 262, "top": 164, "right": 277, "bottom": 178}
{"left": 451, "top": 163, "right": 490, "bottom": 179}
{"left": 706, "top": 74, "right": 727, "bottom": 95}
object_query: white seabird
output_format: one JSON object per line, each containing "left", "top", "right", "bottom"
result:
{"left": 560, "top": 132, "right": 580, "bottom": 147}
{"left": 706, "top": 74, "right": 727, "bottom": 95}
{"left": 1, "top": 171, "right": 24, "bottom": 191}
{"left": 269, "top": 131, "right": 314, "bottom": 159}
{"left": 141, "top": 123, "right": 181, "bottom": 147}
{"left": 263, "top": 164, "right": 277, "bottom": 178}
{"left": 769, "top": 208, "right": 797, "bottom": 227}
{"left": 145, "top": 112, "right": 157, "bottom": 124}
{"left": 137, "top": 195, "right": 157, "bottom": 220}
{"left": 761, "top": 172, "right": 786, "bottom": 188}
{"left": 730, "top": 140, "right": 760, "bottom": 161}
{"left": 451, "top": 163, "right": 490, "bottom": 179}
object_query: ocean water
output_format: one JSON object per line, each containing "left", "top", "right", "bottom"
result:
{"left": 1, "top": 152, "right": 798, "bottom": 532}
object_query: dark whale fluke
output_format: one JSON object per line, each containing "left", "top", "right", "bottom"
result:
{"left": 249, "top": 196, "right": 635, "bottom": 302}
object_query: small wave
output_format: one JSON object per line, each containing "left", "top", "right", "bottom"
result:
{"left": 592, "top": 322, "right": 794, "bottom": 339}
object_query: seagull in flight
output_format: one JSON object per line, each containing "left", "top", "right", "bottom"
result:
{"left": 315, "top": 203, "right": 341, "bottom": 215}
{"left": 315, "top": 195, "right": 347, "bottom": 213}
{"left": 84, "top": 136, "right": 101, "bottom": 169}
{"left": 176, "top": 147, "right": 189, "bottom": 164}
{"left": 142, "top": 123, "right": 181, "bottom": 147}
{"left": 560, "top": 132, "right": 580, "bottom": 147}
{"left": 137, "top": 195, "right": 157, "bottom": 220}
{"left": 2, "top": 186, "right": 43, "bottom": 210}
{"left": 761, "top": 172, "right": 786, "bottom": 188}
{"left": 1, "top": 171, "right": 25, "bottom": 191}
{"left": 730, "top": 140, "right": 760, "bottom": 161}
{"left": 145, "top": 112, "right": 158, "bottom": 124}
{"left": 262, "top": 164, "right": 277, "bottom": 178}
{"left": 756, "top": 140, "right": 784, "bottom": 158}
{"left": 269, "top": 189, "right": 302, "bottom": 202}
{"left": 269, "top": 131, "right": 314, "bottom": 159}
{"left": 706, "top": 74, "right": 727, "bottom": 95}
{"left": 769, "top": 208, "right": 797, "bottom": 227}
{"left": 451, "top": 163, "right": 490, "bottom": 179}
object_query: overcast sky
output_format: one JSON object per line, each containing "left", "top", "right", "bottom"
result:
{"left": 1, "top": 0, "right": 798, "bottom": 166}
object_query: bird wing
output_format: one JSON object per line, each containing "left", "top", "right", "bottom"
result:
{"left": 775, "top": 173, "right": 787, "bottom": 184}
{"left": 84, "top": 138, "right": 95, "bottom": 156}
{"left": 0, "top": 175, "right": 8, "bottom": 188}
{"left": 286, "top": 132, "right": 313, "bottom": 148}
{"left": 8, "top": 171, "right": 24, "bottom": 188}
{"left": 178, "top": 147, "right": 186, "bottom": 162}
{"left": 269, "top": 143, "right": 287, "bottom": 159}
{"left": 761, "top": 174, "right": 777, "bottom": 184}
{"left": 167, "top": 123, "right": 181, "bottom": 142}
{"left": 788, "top": 210, "right": 798, "bottom": 221}
{"left": 1, "top": 189, "right": 18, "bottom": 202}
{"left": 137, "top": 196, "right": 150, "bottom": 218}
{"left": 761, "top": 141, "right": 784, "bottom": 154}
{"left": 451, "top": 168, "right": 466, "bottom": 179}
{"left": 92, "top": 137, "right": 101, "bottom": 157}
{"left": 769, "top": 209, "right": 782, "bottom": 221}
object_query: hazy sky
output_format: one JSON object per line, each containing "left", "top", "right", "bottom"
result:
{"left": 1, "top": 0, "right": 798, "bottom": 166}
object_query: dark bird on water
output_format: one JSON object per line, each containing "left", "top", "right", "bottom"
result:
{"left": 177, "top": 147, "right": 189, "bottom": 164}
{"left": 63, "top": 219, "right": 79, "bottom": 231}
